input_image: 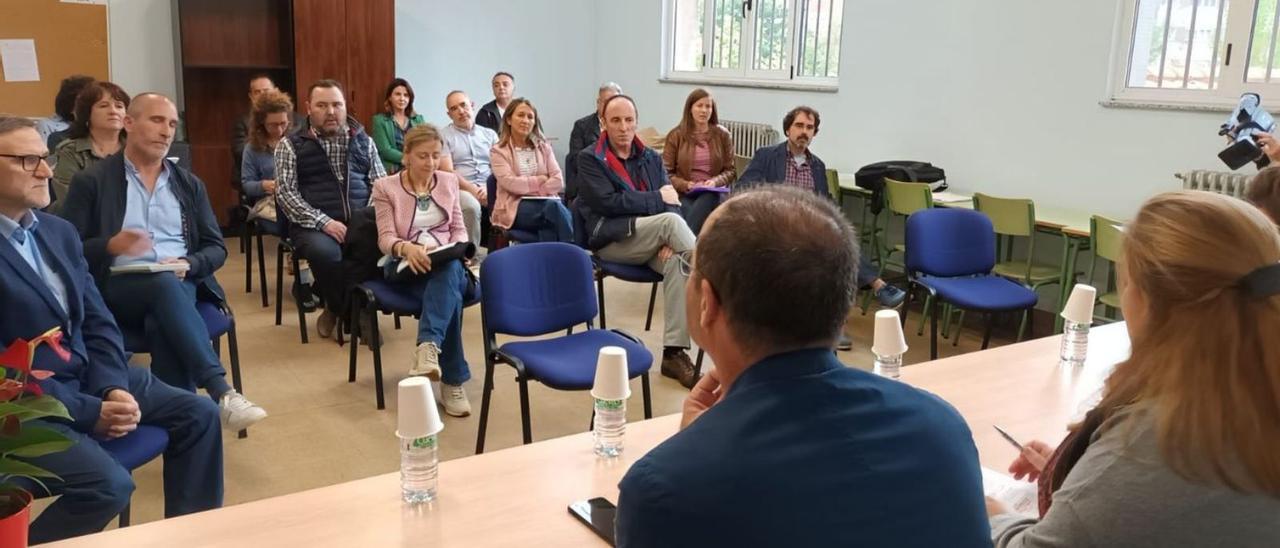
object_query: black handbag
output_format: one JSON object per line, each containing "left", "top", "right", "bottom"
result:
{"left": 853, "top": 161, "right": 947, "bottom": 214}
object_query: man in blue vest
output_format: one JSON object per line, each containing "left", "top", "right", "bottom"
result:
{"left": 739, "top": 105, "right": 907, "bottom": 350}
{"left": 0, "top": 115, "right": 224, "bottom": 544}
{"left": 615, "top": 185, "right": 990, "bottom": 547}
{"left": 276, "top": 79, "right": 387, "bottom": 340}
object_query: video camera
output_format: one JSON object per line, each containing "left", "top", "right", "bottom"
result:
{"left": 1219, "top": 92, "right": 1276, "bottom": 170}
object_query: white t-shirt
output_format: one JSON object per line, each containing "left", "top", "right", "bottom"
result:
{"left": 515, "top": 147, "right": 539, "bottom": 177}
{"left": 412, "top": 198, "right": 446, "bottom": 246}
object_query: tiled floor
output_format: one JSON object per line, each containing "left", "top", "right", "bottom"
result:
{"left": 57, "top": 236, "right": 1011, "bottom": 529}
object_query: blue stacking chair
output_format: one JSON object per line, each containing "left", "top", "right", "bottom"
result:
{"left": 348, "top": 278, "right": 482, "bottom": 410}
{"left": 485, "top": 174, "right": 539, "bottom": 249}
{"left": 99, "top": 425, "right": 168, "bottom": 527}
{"left": 475, "top": 243, "right": 654, "bottom": 454}
{"left": 121, "top": 300, "right": 247, "bottom": 438}
{"left": 903, "top": 208, "right": 1039, "bottom": 360}
{"left": 594, "top": 260, "right": 662, "bottom": 332}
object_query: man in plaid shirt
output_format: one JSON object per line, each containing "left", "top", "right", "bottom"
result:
{"left": 275, "top": 79, "right": 386, "bottom": 339}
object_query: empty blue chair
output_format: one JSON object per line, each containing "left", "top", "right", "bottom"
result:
{"left": 593, "top": 259, "right": 662, "bottom": 332}
{"left": 486, "top": 174, "right": 539, "bottom": 248}
{"left": 475, "top": 242, "right": 654, "bottom": 454}
{"left": 99, "top": 424, "right": 168, "bottom": 527}
{"left": 348, "top": 278, "right": 481, "bottom": 410}
{"left": 904, "top": 208, "right": 1038, "bottom": 360}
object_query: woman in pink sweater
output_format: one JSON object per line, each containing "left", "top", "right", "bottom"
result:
{"left": 489, "top": 97, "right": 573, "bottom": 242}
{"left": 370, "top": 124, "right": 474, "bottom": 416}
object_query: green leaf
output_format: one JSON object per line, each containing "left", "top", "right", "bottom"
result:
{"left": 0, "top": 426, "right": 73, "bottom": 458}
{"left": 0, "top": 457, "right": 60, "bottom": 479}
{"left": 0, "top": 396, "right": 71, "bottom": 423}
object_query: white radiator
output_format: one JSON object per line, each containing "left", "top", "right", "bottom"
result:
{"left": 1176, "top": 169, "right": 1251, "bottom": 199}
{"left": 721, "top": 120, "right": 780, "bottom": 159}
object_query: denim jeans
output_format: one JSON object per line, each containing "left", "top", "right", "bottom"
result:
{"left": 404, "top": 259, "right": 474, "bottom": 385}
{"left": 511, "top": 198, "right": 574, "bottom": 243}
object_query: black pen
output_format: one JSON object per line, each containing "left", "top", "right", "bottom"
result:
{"left": 993, "top": 425, "right": 1025, "bottom": 452}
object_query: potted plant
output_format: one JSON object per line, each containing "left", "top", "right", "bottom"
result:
{"left": 0, "top": 327, "right": 75, "bottom": 548}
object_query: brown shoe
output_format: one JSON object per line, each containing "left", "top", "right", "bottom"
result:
{"left": 661, "top": 350, "right": 698, "bottom": 389}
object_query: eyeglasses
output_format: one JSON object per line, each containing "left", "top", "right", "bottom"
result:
{"left": 674, "top": 252, "right": 693, "bottom": 278}
{"left": 0, "top": 154, "right": 50, "bottom": 174}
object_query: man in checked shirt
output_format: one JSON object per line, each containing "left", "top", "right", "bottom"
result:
{"left": 275, "top": 79, "right": 386, "bottom": 340}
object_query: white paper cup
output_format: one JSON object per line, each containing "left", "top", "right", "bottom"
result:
{"left": 1060, "top": 284, "right": 1098, "bottom": 325}
{"left": 872, "top": 310, "right": 908, "bottom": 356}
{"left": 397, "top": 377, "right": 443, "bottom": 439}
{"left": 591, "top": 346, "right": 631, "bottom": 400}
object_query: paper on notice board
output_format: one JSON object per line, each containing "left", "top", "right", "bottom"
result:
{"left": 0, "top": 40, "right": 40, "bottom": 82}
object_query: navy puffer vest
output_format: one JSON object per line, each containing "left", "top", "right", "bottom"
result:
{"left": 288, "top": 119, "right": 373, "bottom": 223}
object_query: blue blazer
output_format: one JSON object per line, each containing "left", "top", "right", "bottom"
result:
{"left": 738, "top": 142, "right": 831, "bottom": 199}
{"left": 616, "top": 348, "right": 991, "bottom": 548}
{"left": 0, "top": 212, "right": 130, "bottom": 433}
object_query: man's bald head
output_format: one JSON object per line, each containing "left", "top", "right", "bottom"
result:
{"left": 123, "top": 93, "right": 178, "bottom": 163}
{"left": 126, "top": 93, "right": 174, "bottom": 117}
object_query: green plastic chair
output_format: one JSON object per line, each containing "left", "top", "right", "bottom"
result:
{"left": 1089, "top": 215, "right": 1124, "bottom": 322}
{"left": 881, "top": 178, "right": 935, "bottom": 333}
{"left": 826, "top": 168, "right": 842, "bottom": 206}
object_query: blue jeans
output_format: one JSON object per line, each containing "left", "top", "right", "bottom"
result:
{"left": 102, "top": 273, "right": 231, "bottom": 399}
{"left": 404, "top": 260, "right": 473, "bottom": 385}
{"left": 511, "top": 198, "right": 574, "bottom": 243}
{"left": 22, "top": 367, "right": 223, "bottom": 544}
{"left": 857, "top": 255, "right": 880, "bottom": 288}
{"left": 680, "top": 192, "right": 722, "bottom": 235}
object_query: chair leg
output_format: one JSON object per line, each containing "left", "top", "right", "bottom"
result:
{"left": 981, "top": 313, "right": 995, "bottom": 350}
{"left": 951, "top": 310, "right": 967, "bottom": 347}
{"left": 371, "top": 310, "right": 385, "bottom": 410}
{"left": 693, "top": 349, "right": 705, "bottom": 379}
{"left": 899, "top": 282, "right": 915, "bottom": 328}
{"left": 256, "top": 231, "right": 268, "bottom": 308}
{"left": 930, "top": 296, "right": 939, "bottom": 360}
{"left": 643, "top": 282, "right": 658, "bottom": 331}
{"left": 394, "top": 314, "right": 402, "bottom": 330}
{"left": 1016, "top": 309, "right": 1030, "bottom": 342}
{"left": 596, "top": 277, "right": 608, "bottom": 329}
{"left": 348, "top": 293, "right": 360, "bottom": 383}
{"left": 293, "top": 253, "right": 309, "bottom": 344}
{"left": 916, "top": 294, "right": 934, "bottom": 337}
{"left": 641, "top": 373, "right": 652, "bottom": 419}
{"left": 475, "top": 359, "right": 497, "bottom": 454}
{"left": 244, "top": 221, "right": 253, "bottom": 294}
{"left": 517, "top": 376, "right": 533, "bottom": 445}
{"left": 118, "top": 501, "right": 131, "bottom": 528}
{"left": 274, "top": 244, "right": 285, "bottom": 326}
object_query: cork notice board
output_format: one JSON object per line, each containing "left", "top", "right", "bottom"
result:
{"left": 0, "top": 0, "right": 109, "bottom": 117}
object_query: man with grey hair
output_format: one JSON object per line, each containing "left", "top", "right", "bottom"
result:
{"left": 615, "top": 185, "right": 988, "bottom": 547}
{"left": 567, "top": 82, "right": 623, "bottom": 199}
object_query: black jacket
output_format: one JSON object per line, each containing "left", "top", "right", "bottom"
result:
{"left": 573, "top": 139, "right": 675, "bottom": 250}
{"left": 59, "top": 152, "right": 227, "bottom": 301}
{"left": 476, "top": 100, "right": 502, "bottom": 133}
{"left": 565, "top": 111, "right": 601, "bottom": 201}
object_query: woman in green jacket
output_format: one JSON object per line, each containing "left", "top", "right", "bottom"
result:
{"left": 371, "top": 77, "right": 425, "bottom": 173}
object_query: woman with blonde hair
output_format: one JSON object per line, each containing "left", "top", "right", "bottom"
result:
{"left": 989, "top": 190, "right": 1280, "bottom": 546}
{"left": 489, "top": 97, "right": 572, "bottom": 242}
{"left": 370, "top": 124, "right": 475, "bottom": 417}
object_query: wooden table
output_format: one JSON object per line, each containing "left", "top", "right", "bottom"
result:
{"left": 49, "top": 324, "right": 1130, "bottom": 548}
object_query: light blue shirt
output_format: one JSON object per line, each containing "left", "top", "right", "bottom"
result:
{"left": 0, "top": 211, "right": 69, "bottom": 314}
{"left": 115, "top": 157, "right": 187, "bottom": 267}
{"left": 441, "top": 122, "right": 497, "bottom": 186}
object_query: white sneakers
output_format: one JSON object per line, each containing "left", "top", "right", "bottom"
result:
{"left": 411, "top": 342, "right": 469, "bottom": 417}
{"left": 411, "top": 342, "right": 442, "bottom": 380}
{"left": 219, "top": 390, "right": 267, "bottom": 431}
{"left": 440, "top": 383, "right": 471, "bottom": 417}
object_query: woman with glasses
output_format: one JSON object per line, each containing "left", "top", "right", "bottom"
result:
{"left": 370, "top": 124, "right": 475, "bottom": 418}
{"left": 241, "top": 89, "right": 295, "bottom": 234}
{"left": 49, "top": 81, "right": 129, "bottom": 214}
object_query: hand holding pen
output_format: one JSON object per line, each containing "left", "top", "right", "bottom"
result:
{"left": 994, "top": 425, "right": 1055, "bottom": 482}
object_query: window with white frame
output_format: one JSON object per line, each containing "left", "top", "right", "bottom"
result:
{"left": 665, "top": 0, "right": 844, "bottom": 89}
{"left": 1109, "top": 0, "right": 1280, "bottom": 108}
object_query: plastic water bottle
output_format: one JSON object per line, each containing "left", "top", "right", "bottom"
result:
{"left": 1060, "top": 320, "right": 1089, "bottom": 367}
{"left": 593, "top": 398, "right": 626, "bottom": 457}
{"left": 874, "top": 352, "right": 902, "bottom": 380}
{"left": 400, "top": 434, "right": 438, "bottom": 503}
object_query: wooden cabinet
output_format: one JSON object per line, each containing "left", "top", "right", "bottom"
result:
{"left": 174, "top": 0, "right": 393, "bottom": 226}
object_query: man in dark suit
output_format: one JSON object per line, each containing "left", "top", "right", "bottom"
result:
{"left": 0, "top": 115, "right": 224, "bottom": 544}
{"left": 739, "top": 106, "right": 907, "bottom": 349}
{"left": 566, "top": 82, "right": 622, "bottom": 200}
{"left": 475, "top": 71, "right": 514, "bottom": 133}
{"left": 60, "top": 93, "right": 266, "bottom": 430}
{"left": 615, "top": 185, "right": 990, "bottom": 547}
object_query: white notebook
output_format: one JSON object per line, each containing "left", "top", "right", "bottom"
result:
{"left": 109, "top": 262, "right": 190, "bottom": 275}
{"left": 982, "top": 467, "right": 1038, "bottom": 518}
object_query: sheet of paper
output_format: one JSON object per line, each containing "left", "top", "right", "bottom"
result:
{"left": 109, "top": 262, "right": 191, "bottom": 275}
{"left": 982, "top": 467, "right": 1038, "bottom": 518}
{"left": 931, "top": 190, "right": 973, "bottom": 204}
{"left": 520, "top": 196, "right": 561, "bottom": 200}
{"left": 0, "top": 40, "right": 40, "bottom": 82}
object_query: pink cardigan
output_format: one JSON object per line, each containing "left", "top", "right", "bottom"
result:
{"left": 489, "top": 140, "right": 564, "bottom": 229}
{"left": 371, "top": 171, "right": 468, "bottom": 256}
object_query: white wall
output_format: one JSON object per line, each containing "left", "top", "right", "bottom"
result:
{"left": 395, "top": 0, "right": 598, "bottom": 161}
{"left": 107, "top": 0, "right": 177, "bottom": 100}
{"left": 593, "top": 0, "right": 1233, "bottom": 219}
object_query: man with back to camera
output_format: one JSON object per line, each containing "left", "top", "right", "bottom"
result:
{"left": 614, "top": 185, "right": 990, "bottom": 547}
{"left": 739, "top": 105, "right": 908, "bottom": 350}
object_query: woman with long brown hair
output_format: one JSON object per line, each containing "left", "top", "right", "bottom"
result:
{"left": 662, "top": 88, "right": 735, "bottom": 234}
{"left": 989, "top": 191, "right": 1280, "bottom": 546}
{"left": 489, "top": 97, "right": 571, "bottom": 242}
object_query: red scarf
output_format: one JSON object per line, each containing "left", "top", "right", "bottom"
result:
{"left": 595, "top": 132, "right": 649, "bottom": 191}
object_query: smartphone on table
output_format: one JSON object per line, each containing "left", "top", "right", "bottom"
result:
{"left": 568, "top": 497, "right": 617, "bottom": 546}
